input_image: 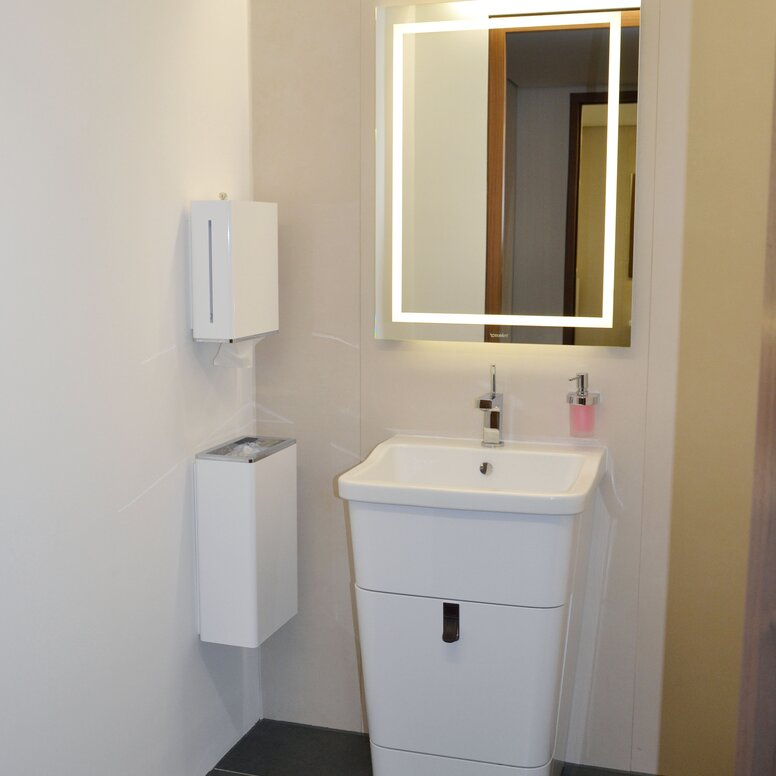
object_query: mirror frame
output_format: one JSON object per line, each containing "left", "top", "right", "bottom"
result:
{"left": 380, "top": 1, "right": 641, "bottom": 333}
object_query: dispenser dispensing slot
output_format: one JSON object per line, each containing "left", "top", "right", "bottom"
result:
{"left": 207, "top": 218, "right": 214, "bottom": 324}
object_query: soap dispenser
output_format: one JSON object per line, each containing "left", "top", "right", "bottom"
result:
{"left": 567, "top": 373, "right": 599, "bottom": 438}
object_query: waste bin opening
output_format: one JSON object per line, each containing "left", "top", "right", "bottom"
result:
{"left": 196, "top": 436, "right": 295, "bottom": 463}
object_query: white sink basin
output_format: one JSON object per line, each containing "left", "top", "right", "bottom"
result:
{"left": 338, "top": 435, "right": 606, "bottom": 515}
{"left": 338, "top": 434, "right": 608, "bottom": 775}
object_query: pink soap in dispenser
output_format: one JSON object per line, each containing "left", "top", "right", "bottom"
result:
{"left": 567, "top": 373, "right": 599, "bottom": 438}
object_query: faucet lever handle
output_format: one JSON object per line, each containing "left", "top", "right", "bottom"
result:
{"left": 478, "top": 396, "right": 500, "bottom": 411}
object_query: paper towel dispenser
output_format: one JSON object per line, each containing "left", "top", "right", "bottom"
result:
{"left": 190, "top": 200, "right": 279, "bottom": 342}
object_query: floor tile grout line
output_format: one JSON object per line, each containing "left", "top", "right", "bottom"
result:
{"left": 212, "top": 768, "right": 264, "bottom": 776}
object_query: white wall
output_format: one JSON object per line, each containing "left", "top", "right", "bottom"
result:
{"left": 0, "top": 3, "right": 261, "bottom": 774}
{"left": 251, "top": 0, "right": 689, "bottom": 773}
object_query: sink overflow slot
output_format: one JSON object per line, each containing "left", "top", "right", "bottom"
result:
{"left": 479, "top": 462, "right": 492, "bottom": 475}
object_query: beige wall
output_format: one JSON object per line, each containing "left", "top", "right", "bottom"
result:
{"left": 251, "top": 1, "right": 689, "bottom": 771}
{"left": 659, "top": 2, "right": 776, "bottom": 774}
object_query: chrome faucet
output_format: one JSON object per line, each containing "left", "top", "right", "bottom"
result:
{"left": 477, "top": 365, "right": 504, "bottom": 447}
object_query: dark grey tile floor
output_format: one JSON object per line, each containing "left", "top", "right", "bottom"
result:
{"left": 208, "top": 719, "right": 372, "bottom": 776}
{"left": 207, "top": 718, "right": 648, "bottom": 776}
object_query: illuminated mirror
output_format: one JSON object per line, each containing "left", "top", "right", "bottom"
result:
{"left": 375, "top": 1, "right": 640, "bottom": 345}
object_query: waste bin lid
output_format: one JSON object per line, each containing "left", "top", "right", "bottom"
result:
{"left": 196, "top": 436, "right": 295, "bottom": 463}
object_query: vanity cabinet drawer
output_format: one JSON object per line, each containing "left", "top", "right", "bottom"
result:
{"left": 349, "top": 501, "right": 579, "bottom": 608}
{"left": 355, "top": 587, "right": 568, "bottom": 769}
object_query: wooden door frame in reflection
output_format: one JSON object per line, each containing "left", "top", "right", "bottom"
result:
{"left": 562, "top": 90, "right": 638, "bottom": 345}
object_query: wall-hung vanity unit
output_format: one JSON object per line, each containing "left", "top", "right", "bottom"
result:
{"left": 339, "top": 436, "right": 606, "bottom": 775}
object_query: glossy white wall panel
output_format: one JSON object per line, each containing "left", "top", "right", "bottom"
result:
{"left": 357, "top": 588, "right": 567, "bottom": 768}
{"left": 251, "top": 0, "right": 365, "bottom": 732}
{"left": 250, "top": 0, "right": 689, "bottom": 771}
{"left": 349, "top": 501, "right": 578, "bottom": 607}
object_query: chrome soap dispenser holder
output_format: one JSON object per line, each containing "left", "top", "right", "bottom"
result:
{"left": 567, "top": 372, "right": 599, "bottom": 438}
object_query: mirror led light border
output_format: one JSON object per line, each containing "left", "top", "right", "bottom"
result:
{"left": 391, "top": 8, "right": 633, "bottom": 329}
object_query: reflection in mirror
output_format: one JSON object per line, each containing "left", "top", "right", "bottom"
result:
{"left": 485, "top": 21, "right": 639, "bottom": 345}
{"left": 566, "top": 95, "right": 637, "bottom": 346}
{"left": 376, "top": 4, "right": 641, "bottom": 346}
